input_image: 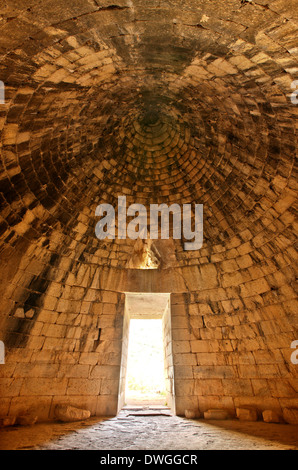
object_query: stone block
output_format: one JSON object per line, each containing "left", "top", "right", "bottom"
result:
{"left": 90, "top": 365, "right": 120, "bottom": 379}
{"left": 66, "top": 378, "right": 101, "bottom": 396}
{"left": 0, "top": 416, "right": 16, "bottom": 427}
{"left": 173, "top": 365, "right": 193, "bottom": 379}
{"left": 0, "top": 378, "right": 23, "bottom": 397}
{"left": 57, "top": 364, "right": 90, "bottom": 379}
{"left": 172, "top": 341, "right": 191, "bottom": 354}
{"left": 14, "top": 308, "right": 25, "bottom": 318}
{"left": 222, "top": 379, "right": 253, "bottom": 396}
{"left": 96, "top": 395, "right": 118, "bottom": 416}
{"left": 19, "top": 378, "right": 68, "bottom": 396}
{"left": 204, "top": 409, "right": 229, "bottom": 420}
{"left": 102, "top": 303, "right": 116, "bottom": 315}
{"left": 236, "top": 407, "right": 258, "bottom": 421}
{"left": 9, "top": 397, "right": 52, "bottom": 422}
{"left": 102, "top": 291, "right": 118, "bottom": 304}
{"left": 262, "top": 410, "right": 282, "bottom": 423}
{"left": 283, "top": 408, "right": 298, "bottom": 424}
{"left": 172, "top": 328, "right": 192, "bottom": 340}
{"left": 175, "top": 379, "right": 195, "bottom": 397}
{"left": 54, "top": 405, "right": 91, "bottom": 422}
{"left": 193, "top": 366, "right": 236, "bottom": 379}
{"left": 79, "top": 352, "right": 100, "bottom": 365}
{"left": 195, "top": 379, "right": 224, "bottom": 396}
{"left": 16, "top": 414, "right": 38, "bottom": 426}
{"left": 185, "top": 409, "right": 200, "bottom": 419}
{"left": 175, "top": 396, "right": 199, "bottom": 416}
{"left": 173, "top": 353, "right": 197, "bottom": 365}
{"left": 100, "top": 379, "right": 119, "bottom": 395}
{"left": 50, "top": 396, "right": 98, "bottom": 418}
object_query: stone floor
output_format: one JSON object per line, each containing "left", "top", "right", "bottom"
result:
{"left": 1, "top": 407, "right": 298, "bottom": 451}
{"left": 125, "top": 390, "right": 167, "bottom": 406}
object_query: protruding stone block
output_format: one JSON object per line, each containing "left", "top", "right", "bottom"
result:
{"left": 262, "top": 410, "right": 282, "bottom": 423}
{"left": 55, "top": 405, "right": 91, "bottom": 422}
{"left": 25, "top": 309, "right": 35, "bottom": 319}
{"left": 204, "top": 409, "right": 229, "bottom": 420}
{"left": 236, "top": 408, "right": 258, "bottom": 422}
{"left": 0, "top": 416, "right": 16, "bottom": 427}
{"left": 17, "top": 414, "right": 38, "bottom": 426}
{"left": 14, "top": 308, "right": 25, "bottom": 318}
{"left": 283, "top": 408, "right": 298, "bottom": 425}
{"left": 185, "top": 409, "right": 200, "bottom": 419}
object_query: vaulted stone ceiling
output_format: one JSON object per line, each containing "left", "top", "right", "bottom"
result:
{"left": 0, "top": 0, "right": 297, "bottom": 273}
{"left": 0, "top": 0, "right": 297, "bottom": 277}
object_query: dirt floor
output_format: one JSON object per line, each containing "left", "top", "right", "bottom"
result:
{"left": 1, "top": 406, "right": 298, "bottom": 451}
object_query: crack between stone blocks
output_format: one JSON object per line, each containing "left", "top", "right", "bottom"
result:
{"left": 94, "top": 4, "right": 131, "bottom": 11}
{"left": 240, "top": 0, "right": 282, "bottom": 18}
{"left": 51, "top": 5, "right": 131, "bottom": 28}
{"left": 89, "top": 364, "right": 96, "bottom": 378}
{"left": 181, "top": 23, "right": 209, "bottom": 31}
{"left": 218, "top": 17, "right": 250, "bottom": 32}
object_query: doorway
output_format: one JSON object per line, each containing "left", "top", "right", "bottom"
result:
{"left": 118, "top": 293, "right": 175, "bottom": 413}
{"left": 125, "top": 318, "right": 166, "bottom": 405}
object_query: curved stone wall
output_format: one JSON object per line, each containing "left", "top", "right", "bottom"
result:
{"left": 0, "top": 0, "right": 297, "bottom": 419}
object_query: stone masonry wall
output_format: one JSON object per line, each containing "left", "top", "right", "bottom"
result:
{"left": 171, "top": 290, "right": 297, "bottom": 417}
{"left": 0, "top": 280, "right": 125, "bottom": 420}
{"left": 162, "top": 301, "right": 176, "bottom": 413}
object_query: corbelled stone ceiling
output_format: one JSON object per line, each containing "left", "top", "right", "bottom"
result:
{"left": 1, "top": 0, "right": 297, "bottom": 271}
{"left": 0, "top": 0, "right": 297, "bottom": 423}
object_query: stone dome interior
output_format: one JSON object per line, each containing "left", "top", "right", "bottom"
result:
{"left": 0, "top": 0, "right": 297, "bottom": 425}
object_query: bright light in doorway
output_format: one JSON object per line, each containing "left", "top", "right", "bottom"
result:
{"left": 126, "top": 319, "right": 166, "bottom": 405}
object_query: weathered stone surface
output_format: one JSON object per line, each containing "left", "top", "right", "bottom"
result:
{"left": 0, "top": 416, "right": 16, "bottom": 427}
{"left": 283, "top": 408, "right": 298, "bottom": 425}
{"left": 185, "top": 409, "right": 198, "bottom": 419}
{"left": 3, "top": 409, "right": 298, "bottom": 450}
{"left": 54, "top": 405, "right": 91, "bottom": 422}
{"left": 262, "top": 410, "right": 282, "bottom": 424}
{"left": 204, "top": 409, "right": 229, "bottom": 420}
{"left": 236, "top": 408, "right": 258, "bottom": 422}
{"left": 16, "top": 414, "right": 38, "bottom": 426}
{"left": 14, "top": 308, "right": 25, "bottom": 318}
{"left": 0, "top": 0, "right": 297, "bottom": 425}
